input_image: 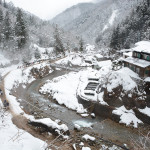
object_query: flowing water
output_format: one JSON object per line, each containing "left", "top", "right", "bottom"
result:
{"left": 18, "top": 68, "right": 144, "bottom": 148}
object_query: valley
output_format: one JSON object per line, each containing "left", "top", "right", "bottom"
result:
{"left": 0, "top": 0, "right": 150, "bottom": 150}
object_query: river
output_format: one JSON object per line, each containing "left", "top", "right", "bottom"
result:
{"left": 16, "top": 67, "right": 144, "bottom": 148}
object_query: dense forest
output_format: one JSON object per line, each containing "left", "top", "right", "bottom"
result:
{"left": 110, "top": 0, "right": 150, "bottom": 50}
{"left": 0, "top": 0, "right": 81, "bottom": 63}
{"left": 0, "top": 1, "right": 27, "bottom": 51}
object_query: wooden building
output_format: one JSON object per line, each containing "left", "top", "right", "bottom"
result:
{"left": 122, "top": 41, "right": 150, "bottom": 78}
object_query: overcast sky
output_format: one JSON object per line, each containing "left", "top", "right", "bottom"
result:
{"left": 5, "top": 0, "right": 94, "bottom": 20}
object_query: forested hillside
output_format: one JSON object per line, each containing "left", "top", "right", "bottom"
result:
{"left": 0, "top": 0, "right": 80, "bottom": 62}
{"left": 51, "top": 2, "right": 95, "bottom": 28}
{"left": 51, "top": 0, "right": 143, "bottom": 47}
{"left": 110, "top": 0, "right": 150, "bottom": 50}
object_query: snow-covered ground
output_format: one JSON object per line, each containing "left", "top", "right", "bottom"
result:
{"left": 55, "top": 45, "right": 103, "bottom": 67}
{"left": 78, "top": 66, "right": 141, "bottom": 102}
{"left": 0, "top": 61, "right": 70, "bottom": 149}
{"left": 0, "top": 53, "right": 10, "bottom": 66}
{"left": 113, "top": 106, "right": 143, "bottom": 128}
{"left": 30, "top": 44, "right": 54, "bottom": 61}
{"left": 139, "top": 107, "right": 150, "bottom": 117}
{"left": 76, "top": 63, "right": 145, "bottom": 127}
{"left": 0, "top": 100, "right": 47, "bottom": 150}
{"left": 4, "top": 62, "right": 53, "bottom": 115}
{"left": 0, "top": 65, "right": 18, "bottom": 77}
{"left": 55, "top": 53, "right": 90, "bottom": 67}
{"left": 0, "top": 41, "right": 149, "bottom": 150}
{"left": 39, "top": 71, "right": 86, "bottom": 113}
{"left": 40, "top": 55, "right": 146, "bottom": 128}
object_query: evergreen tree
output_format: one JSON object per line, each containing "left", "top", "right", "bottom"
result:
{"left": 0, "top": 0, "right": 2, "bottom": 5}
{"left": 147, "top": 0, "right": 150, "bottom": 6}
{"left": 0, "top": 9, "right": 3, "bottom": 22}
{"left": 53, "top": 25, "right": 65, "bottom": 56}
{"left": 15, "top": 8, "right": 27, "bottom": 49}
{"left": 3, "top": 11, "right": 12, "bottom": 41}
{"left": 110, "top": 25, "right": 120, "bottom": 50}
{"left": 0, "top": 8, "right": 3, "bottom": 44}
{"left": 79, "top": 38, "right": 84, "bottom": 52}
{"left": 110, "top": 0, "right": 150, "bottom": 50}
{"left": 34, "top": 48, "right": 41, "bottom": 59}
{"left": 3, "top": 0, "right": 7, "bottom": 8}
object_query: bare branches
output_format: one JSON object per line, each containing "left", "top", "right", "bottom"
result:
{"left": 131, "top": 130, "right": 150, "bottom": 150}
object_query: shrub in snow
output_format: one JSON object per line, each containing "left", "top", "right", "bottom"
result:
{"left": 34, "top": 48, "right": 41, "bottom": 59}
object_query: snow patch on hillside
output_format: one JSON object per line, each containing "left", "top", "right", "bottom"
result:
{"left": 4, "top": 62, "right": 53, "bottom": 115}
{"left": 102, "top": 10, "right": 118, "bottom": 32}
{"left": 106, "top": 68, "right": 138, "bottom": 92}
{"left": 139, "top": 107, "right": 150, "bottom": 117}
{"left": 0, "top": 53, "right": 10, "bottom": 66}
{"left": 113, "top": 106, "right": 143, "bottom": 128}
{"left": 109, "top": 10, "right": 118, "bottom": 25}
{"left": 31, "top": 44, "right": 54, "bottom": 61}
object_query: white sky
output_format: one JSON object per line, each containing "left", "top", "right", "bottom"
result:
{"left": 5, "top": 0, "right": 94, "bottom": 20}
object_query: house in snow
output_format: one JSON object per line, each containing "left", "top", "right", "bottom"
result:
{"left": 122, "top": 41, "right": 150, "bottom": 77}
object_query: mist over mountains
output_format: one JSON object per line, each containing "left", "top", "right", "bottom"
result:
{"left": 51, "top": 0, "right": 144, "bottom": 47}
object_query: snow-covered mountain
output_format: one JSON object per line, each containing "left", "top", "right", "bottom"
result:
{"left": 51, "top": 2, "right": 95, "bottom": 28}
{"left": 51, "top": 0, "right": 143, "bottom": 45}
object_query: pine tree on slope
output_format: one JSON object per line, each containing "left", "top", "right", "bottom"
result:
{"left": 15, "top": 8, "right": 27, "bottom": 49}
{"left": 3, "top": 11, "right": 12, "bottom": 41}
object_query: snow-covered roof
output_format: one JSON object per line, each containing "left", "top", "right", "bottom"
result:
{"left": 120, "top": 49, "right": 132, "bottom": 53}
{"left": 132, "top": 41, "right": 150, "bottom": 54}
{"left": 123, "top": 52, "right": 132, "bottom": 57}
{"left": 95, "top": 60, "right": 112, "bottom": 67}
{"left": 122, "top": 57, "right": 150, "bottom": 68}
{"left": 144, "top": 77, "right": 150, "bottom": 82}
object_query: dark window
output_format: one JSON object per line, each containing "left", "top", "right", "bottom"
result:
{"left": 138, "top": 53, "right": 141, "bottom": 58}
{"left": 147, "top": 56, "right": 150, "bottom": 61}
{"left": 131, "top": 65, "right": 134, "bottom": 71}
{"left": 145, "top": 70, "right": 149, "bottom": 74}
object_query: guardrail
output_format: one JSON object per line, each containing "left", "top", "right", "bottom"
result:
{"left": 50, "top": 63, "right": 80, "bottom": 72}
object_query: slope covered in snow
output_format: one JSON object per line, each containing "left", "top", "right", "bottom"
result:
{"left": 51, "top": 0, "right": 143, "bottom": 45}
{"left": 0, "top": 53, "right": 10, "bottom": 66}
{"left": 51, "top": 2, "right": 95, "bottom": 28}
{"left": 113, "top": 106, "right": 143, "bottom": 128}
{"left": 0, "top": 101, "right": 46, "bottom": 150}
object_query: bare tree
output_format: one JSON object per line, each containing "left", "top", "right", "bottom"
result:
{"left": 131, "top": 130, "right": 150, "bottom": 150}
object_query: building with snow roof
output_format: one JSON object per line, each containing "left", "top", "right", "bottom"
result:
{"left": 122, "top": 41, "right": 150, "bottom": 77}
